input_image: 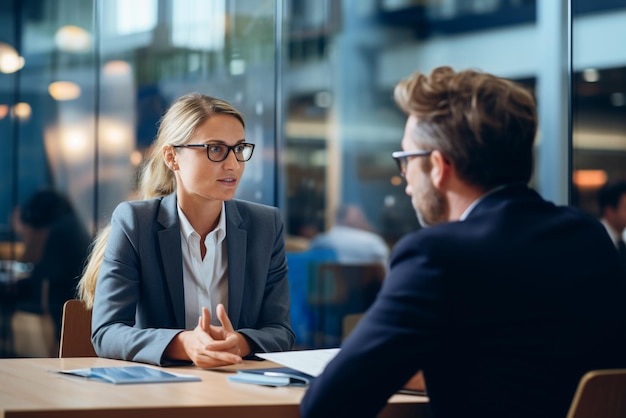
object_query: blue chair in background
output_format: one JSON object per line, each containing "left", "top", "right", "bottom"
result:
{"left": 286, "top": 249, "right": 337, "bottom": 349}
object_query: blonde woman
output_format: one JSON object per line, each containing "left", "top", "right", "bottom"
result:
{"left": 84, "top": 93, "right": 294, "bottom": 368}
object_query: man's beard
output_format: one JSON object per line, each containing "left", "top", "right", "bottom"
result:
{"left": 413, "top": 176, "right": 448, "bottom": 227}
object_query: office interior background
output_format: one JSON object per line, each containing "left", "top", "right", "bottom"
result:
{"left": 1, "top": 0, "right": 625, "bottom": 355}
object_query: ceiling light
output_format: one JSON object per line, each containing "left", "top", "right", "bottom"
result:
{"left": 572, "top": 170, "right": 607, "bottom": 189}
{"left": 49, "top": 81, "right": 81, "bottom": 101}
{"left": 103, "top": 60, "right": 131, "bottom": 76}
{"left": 0, "top": 42, "right": 25, "bottom": 74}
{"left": 12, "top": 102, "right": 31, "bottom": 120}
{"left": 582, "top": 68, "right": 600, "bottom": 83}
{"left": 55, "top": 26, "right": 91, "bottom": 52}
{"left": 230, "top": 59, "right": 245, "bottom": 75}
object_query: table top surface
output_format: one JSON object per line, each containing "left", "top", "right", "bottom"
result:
{"left": 0, "top": 357, "right": 428, "bottom": 418}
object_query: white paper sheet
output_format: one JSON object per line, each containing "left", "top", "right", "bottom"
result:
{"left": 256, "top": 348, "right": 340, "bottom": 377}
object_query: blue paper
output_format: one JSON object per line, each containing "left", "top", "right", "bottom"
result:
{"left": 58, "top": 366, "right": 201, "bottom": 384}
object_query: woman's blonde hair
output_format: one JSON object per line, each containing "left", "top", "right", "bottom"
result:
{"left": 77, "top": 93, "right": 245, "bottom": 308}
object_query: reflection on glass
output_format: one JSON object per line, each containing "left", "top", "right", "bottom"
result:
{"left": 11, "top": 103, "right": 31, "bottom": 120}
{"left": 572, "top": 3, "right": 626, "bottom": 216}
{"left": 109, "top": 0, "right": 157, "bottom": 35}
{"left": 172, "top": 0, "right": 226, "bottom": 50}
{"left": 48, "top": 81, "right": 81, "bottom": 101}
{"left": 102, "top": 60, "right": 131, "bottom": 76}
{"left": 2, "top": 0, "right": 626, "bottom": 355}
{"left": 54, "top": 26, "right": 92, "bottom": 52}
{"left": 0, "top": 42, "right": 24, "bottom": 74}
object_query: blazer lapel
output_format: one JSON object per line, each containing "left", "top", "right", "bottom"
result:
{"left": 157, "top": 193, "right": 185, "bottom": 327}
{"left": 225, "top": 200, "right": 247, "bottom": 328}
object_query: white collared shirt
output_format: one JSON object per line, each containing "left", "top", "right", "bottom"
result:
{"left": 600, "top": 218, "right": 622, "bottom": 248}
{"left": 459, "top": 184, "right": 511, "bottom": 221}
{"left": 178, "top": 202, "right": 228, "bottom": 328}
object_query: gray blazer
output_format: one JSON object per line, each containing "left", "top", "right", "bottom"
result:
{"left": 91, "top": 193, "right": 295, "bottom": 366}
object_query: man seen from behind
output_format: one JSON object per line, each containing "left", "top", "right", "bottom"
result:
{"left": 300, "top": 66, "right": 626, "bottom": 418}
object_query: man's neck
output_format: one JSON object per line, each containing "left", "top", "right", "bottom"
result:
{"left": 446, "top": 186, "right": 487, "bottom": 221}
{"left": 449, "top": 183, "right": 515, "bottom": 221}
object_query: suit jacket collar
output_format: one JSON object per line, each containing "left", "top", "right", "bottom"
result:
{"left": 466, "top": 183, "right": 543, "bottom": 219}
{"left": 225, "top": 200, "right": 247, "bottom": 328}
{"left": 157, "top": 193, "right": 186, "bottom": 327}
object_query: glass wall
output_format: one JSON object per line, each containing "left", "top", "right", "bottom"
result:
{"left": 571, "top": 1, "right": 626, "bottom": 216}
{"left": 0, "top": 0, "right": 278, "bottom": 237}
{"left": 1, "top": 0, "right": 625, "bottom": 356}
{"left": 0, "top": 0, "right": 280, "bottom": 357}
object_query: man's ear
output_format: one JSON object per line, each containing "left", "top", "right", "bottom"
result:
{"left": 429, "top": 150, "right": 451, "bottom": 188}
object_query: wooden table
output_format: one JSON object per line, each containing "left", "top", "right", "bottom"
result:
{"left": 0, "top": 357, "right": 429, "bottom": 418}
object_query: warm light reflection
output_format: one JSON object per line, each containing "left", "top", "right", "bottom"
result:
{"left": 45, "top": 116, "right": 136, "bottom": 168}
{"left": 130, "top": 150, "right": 143, "bottom": 166}
{"left": 103, "top": 60, "right": 131, "bottom": 76}
{"left": 103, "top": 125, "right": 127, "bottom": 146}
{"left": 12, "top": 102, "right": 31, "bottom": 120}
{"left": 99, "top": 118, "right": 135, "bottom": 156}
{"left": 61, "top": 129, "right": 89, "bottom": 160}
{"left": 391, "top": 176, "right": 403, "bottom": 186}
{"left": 0, "top": 104, "right": 8, "bottom": 119}
{"left": 573, "top": 170, "right": 608, "bottom": 189}
{"left": 49, "top": 81, "right": 81, "bottom": 101}
{"left": 55, "top": 25, "right": 91, "bottom": 52}
{"left": 0, "top": 42, "right": 25, "bottom": 73}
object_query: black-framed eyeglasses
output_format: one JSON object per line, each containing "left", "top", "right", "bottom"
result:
{"left": 391, "top": 150, "right": 432, "bottom": 177}
{"left": 173, "top": 142, "right": 255, "bottom": 162}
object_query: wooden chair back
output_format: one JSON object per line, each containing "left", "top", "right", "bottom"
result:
{"left": 567, "top": 369, "right": 626, "bottom": 418}
{"left": 58, "top": 299, "right": 97, "bottom": 358}
{"left": 342, "top": 312, "right": 364, "bottom": 341}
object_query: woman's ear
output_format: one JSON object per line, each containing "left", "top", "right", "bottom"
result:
{"left": 162, "top": 146, "right": 178, "bottom": 170}
{"left": 429, "top": 150, "right": 451, "bottom": 188}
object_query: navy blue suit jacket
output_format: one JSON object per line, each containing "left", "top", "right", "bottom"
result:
{"left": 301, "top": 184, "right": 626, "bottom": 418}
{"left": 91, "top": 193, "right": 295, "bottom": 365}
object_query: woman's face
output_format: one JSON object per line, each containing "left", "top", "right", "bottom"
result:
{"left": 172, "top": 114, "right": 247, "bottom": 205}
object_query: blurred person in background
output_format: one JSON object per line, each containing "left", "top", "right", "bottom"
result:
{"left": 12, "top": 189, "right": 91, "bottom": 343}
{"left": 309, "top": 204, "right": 389, "bottom": 266}
{"left": 597, "top": 180, "right": 626, "bottom": 270}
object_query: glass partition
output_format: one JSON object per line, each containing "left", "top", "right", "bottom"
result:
{"left": 571, "top": 1, "right": 626, "bottom": 216}
{"left": 2, "top": 0, "right": 626, "bottom": 356}
{"left": 0, "top": 0, "right": 280, "bottom": 357}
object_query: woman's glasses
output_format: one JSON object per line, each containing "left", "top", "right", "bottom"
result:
{"left": 174, "top": 142, "right": 255, "bottom": 162}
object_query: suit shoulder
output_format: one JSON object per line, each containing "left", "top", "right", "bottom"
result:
{"left": 394, "top": 225, "right": 455, "bottom": 248}
{"left": 229, "top": 199, "right": 280, "bottom": 218}
{"left": 111, "top": 197, "right": 162, "bottom": 221}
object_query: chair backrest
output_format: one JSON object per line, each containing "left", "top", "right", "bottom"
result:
{"left": 58, "top": 299, "right": 97, "bottom": 358}
{"left": 342, "top": 312, "right": 364, "bottom": 341}
{"left": 11, "top": 278, "right": 58, "bottom": 358}
{"left": 312, "top": 262, "right": 385, "bottom": 306}
{"left": 567, "top": 369, "right": 626, "bottom": 418}
{"left": 309, "top": 262, "right": 385, "bottom": 347}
